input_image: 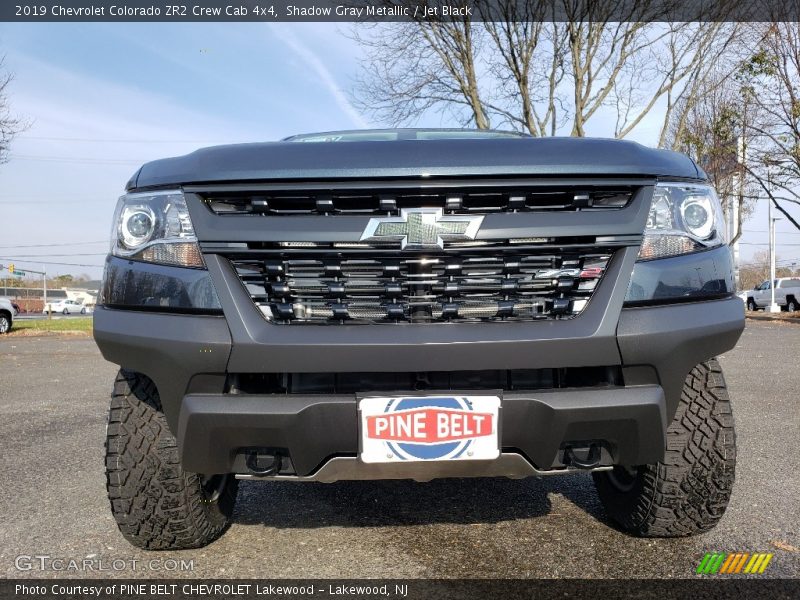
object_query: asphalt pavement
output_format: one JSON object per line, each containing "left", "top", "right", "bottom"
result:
{"left": 0, "top": 321, "right": 797, "bottom": 579}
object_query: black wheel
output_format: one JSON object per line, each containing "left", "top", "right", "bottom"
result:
{"left": 787, "top": 297, "right": 799, "bottom": 312}
{"left": 62, "top": 308, "right": 68, "bottom": 315}
{"left": 80, "top": 307, "right": 86, "bottom": 314}
{"left": 593, "top": 359, "right": 735, "bottom": 537}
{"left": 746, "top": 298, "right": 757, "bottom": 312}
{"left": 0, "top": 313, "right": 11, "bottom": 334}
{"left": 105, "top": 369, "right": 238, "bottom": 550}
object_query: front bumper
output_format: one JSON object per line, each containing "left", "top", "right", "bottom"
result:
{"left": 93, "top": 293, "right": 743, "bottom": 477}
{"left": 178, "top": 386, "right": 666, "bottom": 476}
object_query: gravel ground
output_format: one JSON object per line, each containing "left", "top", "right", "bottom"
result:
{"left": 0, "top": 321, "right": 797, "bottom": 579}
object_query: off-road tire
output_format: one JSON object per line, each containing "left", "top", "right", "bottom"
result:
{"left": 592, "top": 359, "right": 735, "bottom": 537}
{"left": 746, "top": 298, "right": 757, "bottom": 312}
{"left": 787, "top": 297, "right": 798, "bottom": 312}
{"left": 105, "top": 369, "right": 238, "bottom": 550}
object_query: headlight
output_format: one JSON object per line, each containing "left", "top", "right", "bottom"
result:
{"left": 639, "top": 183, "right": 725, "bottom": 260}
{"left": 111, "top": 190, "right": 204, "bottom": 268}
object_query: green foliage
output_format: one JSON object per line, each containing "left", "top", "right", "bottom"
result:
{"left": 741, "top": 48, "right": 776, "bottom": 78}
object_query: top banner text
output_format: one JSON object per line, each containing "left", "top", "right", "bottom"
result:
{"left": 4, "top": 1, "right": 800, "bottom": 22}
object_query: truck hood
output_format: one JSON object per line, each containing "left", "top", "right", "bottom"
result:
{"left": 128, "top": 136, "right": 702, "bottom": 190}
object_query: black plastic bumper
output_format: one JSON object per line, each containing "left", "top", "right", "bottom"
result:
{"left": 178, "top": 386, "right": 666, "bottom": 475}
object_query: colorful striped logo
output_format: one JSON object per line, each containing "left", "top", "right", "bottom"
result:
{"left": 696, "top": 552, "right": 774, "bottom": 574}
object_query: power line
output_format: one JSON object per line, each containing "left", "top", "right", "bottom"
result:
{"left": 741, "top": 229, "right": 800, "bottom": 235}
{"left": 21, "top": 135, "right": 236, "bottom": 144}
{"left": 0, "top": 200, "right": 112, "bottom": 205}
{"left": 0, "top": 197, "right": 105, "bottom": 202}
{"left": 2, "top": 253, "right": 106, "bottom": 258}
{"left": 0, "top": 258, "right": 104, "bottom": 267}
{"left": 0, "top": 241, "right": 107, "bottom": 249}
{"left": 739, "top": 242, "right": 800, "bottom": 246}
{"left": 0, "top": 193, "right": 116, "bottom": 198}
{"left": 9, "top": 154, "right": 145, "bottom": 165}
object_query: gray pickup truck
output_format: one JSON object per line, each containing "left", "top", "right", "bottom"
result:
{"left": 95, "top": 129, "right": 744, "bottom": 550}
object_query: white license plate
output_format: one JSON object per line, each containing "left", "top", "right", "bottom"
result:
{"left": 359, "top": 395, "right": 500, "bottom": 464}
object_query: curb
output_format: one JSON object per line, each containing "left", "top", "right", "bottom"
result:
{"left": 746, "top": 313, "right": 800, "bottom": 325}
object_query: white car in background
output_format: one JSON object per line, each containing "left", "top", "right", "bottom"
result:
{"left": 43, "top": 299, "right": 87, "bottom": 315}
{"left": 0, "top": 297, "right": 17, "bottom": 334}
{"left": 743, "top": 278, "right": 800, "bottom": 312}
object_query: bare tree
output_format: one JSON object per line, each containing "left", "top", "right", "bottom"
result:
{"left": 655, "top": 23, "right": 748, "bottom": 147}
{"left": 742, "top": 22, "right": 800, "bottom": 231}
{"left": 350, "top": 18, "right": 491, "bottom": 128}
{"left": 739, "top": 250, "right": 794, "bottom": 290}
{"left": 632, "top": 22, "right": 743, "bottom": 144}
{"left": 665, "top": 61, "right": 762, "bottom": 244}
{"left": 479, "top": 2, "right": 567, "bottom": 136}
{"left": 0, "top": 56, "right": 25, "bottom": 164}
{"left": 560, "top": 1, "right": 658, "bottom": 137}
{"left": 350, "top": 2, "right": 744, "bottom": 140}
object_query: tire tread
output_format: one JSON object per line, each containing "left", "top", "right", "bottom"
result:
{"left": 594, "top": 359, "right": 736, "bottom": 537}
{"left": 105, "top": 369, "right": 236, "bottom": 550}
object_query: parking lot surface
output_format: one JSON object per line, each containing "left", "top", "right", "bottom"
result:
{"left": 0, "top": 320, "right": 797, "bottom": 579}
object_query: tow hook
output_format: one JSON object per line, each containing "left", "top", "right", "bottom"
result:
{"left": 564, "top": 443, "right": 601, "bottom": 469}
{"left": 246, "top": 451, "right": 283, "bottom": 476}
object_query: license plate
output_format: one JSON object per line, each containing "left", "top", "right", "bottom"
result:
{"left": 358, "top": 395, "right": 500, "bottom": 463}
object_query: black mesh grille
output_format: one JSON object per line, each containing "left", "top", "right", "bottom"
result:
{"left": 229, "top": 247, "right": 612, "bottom": 324}
{"left": 205, "top": 186, "right": 632, "bottom": 216}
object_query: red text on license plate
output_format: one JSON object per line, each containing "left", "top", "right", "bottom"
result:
{"left": 366, "top": 408, "right": 494, "bottom": 444}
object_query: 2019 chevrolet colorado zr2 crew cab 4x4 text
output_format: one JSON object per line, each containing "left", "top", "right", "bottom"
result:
{"left": 95, "top": 130, "right": 744, "bottom": 550}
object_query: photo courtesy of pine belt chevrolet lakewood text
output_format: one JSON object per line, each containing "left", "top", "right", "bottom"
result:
{"left": 94, "top": 130, "right": 743, "bottom": 550}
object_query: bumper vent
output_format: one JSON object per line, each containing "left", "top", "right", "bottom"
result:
{"left": 232, "top": 367, "right": 624, "bottom": 394}
{"left": 229, "top": 247, "right": 611, "bottom": 324}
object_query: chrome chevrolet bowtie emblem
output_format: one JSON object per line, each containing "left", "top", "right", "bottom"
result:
{"left": 360, "top": 208, "right": 484, "bottom": 250}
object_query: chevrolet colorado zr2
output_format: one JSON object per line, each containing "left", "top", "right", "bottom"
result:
{"left": 95, "top": 129, "right": 744, "bottom": 549}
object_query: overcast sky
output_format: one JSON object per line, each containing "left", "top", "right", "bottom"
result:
{"left": 0, "top": 22, "right": 798, "bottom": 281}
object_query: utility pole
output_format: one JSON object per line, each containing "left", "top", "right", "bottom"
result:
{"left": 732, "top": 136, "right": 744, "bottom": 291}
{"left": 43, "top": 265, "right": 48, "bottom": 319}
{"left": 767, "top": 195, "right": 781, "bottom": 313}
{"left": 11, "top": 266, "right": 49, "bottom": 316}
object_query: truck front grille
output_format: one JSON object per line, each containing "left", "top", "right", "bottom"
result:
{"left": 204, "top": 185, "right": 632, "bottom": 216}
{"left": 228, "top": 246, "right": 612, "bottom": 324}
